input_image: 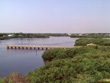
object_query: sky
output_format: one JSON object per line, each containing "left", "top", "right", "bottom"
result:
{"left": 0, "top": 0, "right": 110, "bottom": 33}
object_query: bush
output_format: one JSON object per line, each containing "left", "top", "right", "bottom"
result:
{"left": 1, "top": 73, "right": 30, "bottom": 83}
{"left": 28, "top": 46, "right": 110, "bottom": 83}
{"left": 42, "top": 46, "right": 98, "bottom": 61}
{"left": 74, "top": 38, "right": 110, "bottom": 46}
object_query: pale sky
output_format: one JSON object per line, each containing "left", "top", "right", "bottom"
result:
{"left": 0, "top": 0, "right": 110, "bottom": 33}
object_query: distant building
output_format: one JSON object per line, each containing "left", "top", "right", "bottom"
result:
{"left": 68, "top": 33, "right": 71, "bottom": 36}
{"left": 8, "top": 34, "right": 12, "bottom": 37}
{"left": 87, "top": 43, "right": 96, "bottom": 46}
{"left": 79, "top": 34, "right": 83, "bottom": 36}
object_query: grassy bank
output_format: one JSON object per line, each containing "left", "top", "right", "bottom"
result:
{"left": 0, "top": 33, "right": 49, "bottom": 40}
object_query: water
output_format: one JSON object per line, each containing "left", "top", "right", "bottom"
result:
{"left": 0, "top": 36, "right": 78, "bottom": 77}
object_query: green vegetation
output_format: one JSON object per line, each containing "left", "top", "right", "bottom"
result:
{"left": 0, "top": 73, "right": 30, "bottom": 83}
{"left": 1, "top": 33, "right": 110, "bottom": 40}
{"left": 0, "top": 33, "right": 49, "bottom": 40}
{"left": 75, "top": 38, "right": 110, "bottom": 46}
{"left": 0, "top": 36, "right": 9, "bottom": 40}
{"left": 0, "top": 33, "right": 69, "bottom": 40}
{"left": 70, "top": 33, "right": 110, "bottom": 38}
{"left": 1, "top": 38, "right": 110, "bottom": 83}
{"left": 0, "top": 33, "right": 10, "bottom": 40}
{"left": 11, "top": 33, "right": 49, "bottom": 38}
{"left": 26, "top": 46, "right": 110, "bottom": 83}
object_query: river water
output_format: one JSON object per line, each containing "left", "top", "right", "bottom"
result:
{"left": 0, "top": 36, "right": 78, "bottom": 77}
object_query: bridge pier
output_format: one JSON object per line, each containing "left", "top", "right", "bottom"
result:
{"left": 37, "top": 47, "right": 39, "bottom": 50}
{"left": 7, "top": 46, "right": 9, "bottom": 49}
{"left": 7, "top": 45, "right": 74, "bottom": 50}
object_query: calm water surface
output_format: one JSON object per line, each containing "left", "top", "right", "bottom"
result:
{"left": 0, "top": 36, "right": 78, "bottom": 77}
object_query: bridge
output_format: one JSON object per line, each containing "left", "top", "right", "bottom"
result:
{"left": 7, "top": 45, "right": 77, "bottom": 50}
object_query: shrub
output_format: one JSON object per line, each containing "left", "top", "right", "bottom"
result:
{"left": 74, "top": 38, "right": 110, "bottom": 46}
{"left": 2, "top": 73, "right": 30, "bottom": 83}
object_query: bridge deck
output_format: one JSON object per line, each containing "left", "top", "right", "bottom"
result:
{"left": 7, "top": 45, "right": 77, "bottom": 50}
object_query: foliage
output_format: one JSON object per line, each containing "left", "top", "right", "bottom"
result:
{"left": 0, "top": 33, "right": 69, "bottom": 40}
{"left": 0, "top": 78, "right": 5, "bottom": 83}
{"left": 0, "top": 33, "right": 49, "bottom": 40}
{"left": 2, "top": 38, "right": 110, "bottom": 82}
{"left": 0, "top": 35, "right": 9, "bottom": 40}
{"left": 0, "top": 73, "right": 30, "bottom": 83}
{"left": 42, "top": 48, "right": 66, "bottom": 61}
{"left": 74, "top": 38, "right": 110, "bottom": 46}
{"left": 27, "top": 46, "right": 110, "bottom": 83}
{"left": 1, "top": 46, "right": 110, "bottom": 82}
{"left": 11, "top": 33, "right": 49, "bottom": 38}
{"left": 70, "top": 33, "right": 110, "bottom": 38}
{"left": 42, "top": 46, "right": 96, "bottom": 61}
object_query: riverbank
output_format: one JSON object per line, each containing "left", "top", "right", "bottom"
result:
{"left": 74, "top": 38, "right": 110, "bottom": 46}
{"left": 0, "top": 33, "right": 70, "bottom": 40}
{"left": 0, "top": 33, "right": 49, "bottom": 40}
{"left": 1, "top": 33, "right": 110, "bottom": 40}
{"left": 1, "top": 46, "right": 110, "bottom": 83}
{"left": 70, "top": 33, "right": 110, "bottom": 38}
{"left": 0, "top": 37, "right": 76, "bottom": 78}
{"left": 1, "top": 38, "right": 110, "bottom": 82}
